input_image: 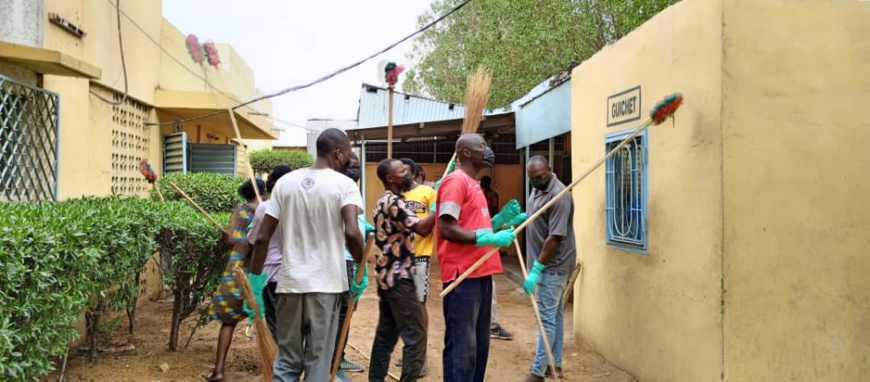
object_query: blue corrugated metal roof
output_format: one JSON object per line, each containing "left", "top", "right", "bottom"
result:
{"left": 357, "top": 84, "right": 468, "bottom": 128}
{"left": 355, "top": 77, "right": 558, "bottom": 131}
{"left": 515, "top": 78, "right": 572, "bottom": 148}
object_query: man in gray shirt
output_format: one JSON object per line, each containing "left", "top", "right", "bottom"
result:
{"left": 522, "top": 155, "right": 577, "bottom": 382}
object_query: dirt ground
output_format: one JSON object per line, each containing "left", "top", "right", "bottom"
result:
{"left": 49, "top": 261, "right": 635, "bottom": 382}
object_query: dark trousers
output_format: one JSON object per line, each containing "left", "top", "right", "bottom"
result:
{"left": 263, "top": 281, "right": 279, "bottom": 343}
{"left": 334, "top": 260, "right": 354, "bottom": 361}
{"left": 369, "top": 279, "right": 426, "bottom": 382}
{"left": 442, "top": 275, "right": 493, "bottom": 382}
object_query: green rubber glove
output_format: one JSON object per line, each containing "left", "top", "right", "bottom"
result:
{"left": 350, "top": 263, "right": 369, "bottom": 302}
{"left": 524, "top": 261, "right": 546, "bottom": 295}
{"left": 242, "top": 273, "right": 267, "bottom": 323}
{"left": 504, "top": 213, "right": 527, "bottom": 229}
{"left": 491, "top": 199, "right": 521, "bottom": 230}
{"left": 474, "top": 229, "right": 516, "bottom": 247}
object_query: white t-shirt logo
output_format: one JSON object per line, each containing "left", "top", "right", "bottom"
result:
{"left": 302, "top": 177, "right": 315, "bottom": 189}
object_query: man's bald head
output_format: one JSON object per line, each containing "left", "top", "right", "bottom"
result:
{"left": 527, "top": 155, "right": 553, "bottom": 191}
{"left": 456, "top": 133, "right": 485, "bottom": 153}
{"left": 315, "top": 128, "right": 353, "bottom": 172}
{"left": 527, "top": 155, "right": 549, "bottom": 171}
{"left": 316, "top": 128, "right": 351, "bottom": 158}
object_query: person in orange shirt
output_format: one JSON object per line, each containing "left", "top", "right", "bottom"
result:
{"left": 436, "top": 134, "right": 524, "bottom": 381}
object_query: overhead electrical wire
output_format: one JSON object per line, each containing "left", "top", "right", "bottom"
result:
{"left": 142, "top": 0, "right": 473, "bottom": 126}
{"left": 89, "top": 0, "right": 129, "bottom": 106}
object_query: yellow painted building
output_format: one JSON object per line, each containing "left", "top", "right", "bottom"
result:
{"left": 0, "top": 1, "right": 278, "bottom": 304}
{"left": 569, "top": 0, "right": 869, "bottom": 381}
{"left": 0, "top": 0, "right": 277, "bottom": 203}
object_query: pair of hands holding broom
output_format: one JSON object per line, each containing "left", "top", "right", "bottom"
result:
{"left": 430, "top": 158, "right": 529, "bottom": 267}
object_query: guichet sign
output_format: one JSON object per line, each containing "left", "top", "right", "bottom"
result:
{"left": 607, "top": 86, "right": 641, "bottom": 127}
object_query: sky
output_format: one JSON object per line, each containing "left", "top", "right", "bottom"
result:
{"left": 162, "top": 0, "right": 434, "bottom": 146}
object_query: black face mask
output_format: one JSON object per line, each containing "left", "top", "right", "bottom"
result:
{"left": 530, "top": 175, "right": 551, "bottom": 191}
{"left": 482, "top": 147, "right": 496, "bottom": 167}
{"left": 401, "top": 174, "right": 414, "bottom": 191}
{"left": 344, "top": 168, "right": 361, "bottom": 183}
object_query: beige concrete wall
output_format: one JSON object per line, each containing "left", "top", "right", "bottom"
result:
{"left": 44, "top": 0, "right": 163, "bottom": 104}
{"left": 569, "top": 0, "right": 724, "bottom": 381}
{"left": 721, "top": 1, "right": 870, "bottom": 380}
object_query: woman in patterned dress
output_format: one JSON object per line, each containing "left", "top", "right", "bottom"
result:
{"left": 206, "top": 179, "right": 266, "bottom": 382}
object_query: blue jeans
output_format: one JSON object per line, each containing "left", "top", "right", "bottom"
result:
{"left": 531, "top": 271, "right": 569, "bottom": 377}
{"left": 442, "top": 275, "right": 492, "bottom": 382}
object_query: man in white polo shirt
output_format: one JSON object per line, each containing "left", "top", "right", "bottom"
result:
{"left": 250, "top": 128, "right": 368, "bottom": 381}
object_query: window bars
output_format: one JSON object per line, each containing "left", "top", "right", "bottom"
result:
{"left": 0, "top": 74, "right": 60, "bottom": 202}
{"left": 605, "top": 129, "right": 648, "bottom": 252}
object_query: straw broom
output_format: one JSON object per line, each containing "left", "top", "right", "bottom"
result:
{"left": 441, "top": 93, "right": 685, "bottom": 297}
{"left": 440, "top": 66, "right": 492, "bottom": 180}
{"left": 232, "top": 266, "right": 277, "bottom": 381}
{"left": 330, "top": 233, "right": 376, "bottom": 380}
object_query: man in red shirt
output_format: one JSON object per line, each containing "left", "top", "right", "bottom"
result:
{"left": 436, "top": 133, "right": 522, "bottom": 381}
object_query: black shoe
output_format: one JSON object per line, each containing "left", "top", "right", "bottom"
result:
{"left": 490, "top": 324, "right": 513, "bottom": 340}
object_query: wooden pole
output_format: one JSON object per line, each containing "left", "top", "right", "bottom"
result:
{"left": 166, "top": 181, "right": 224, "bottom": 230}
{"left": 346, "top": 341, "right": 401, "bottom": 381}
{"left": 227, "top": 109, "right": 262, "bottom": 202}
{"left": 441, "top": 116, "right": 655, "bottom": 297}
{"left": 330, "top": 234, "right": 376, "bottom": 380}
{"left": 562, "top": 262, "right": 583, "bottom": 303}
{"left": 387, "top": 87, "right": 394, "bottom": 158}
{"left": 514, "top": 240, "right": 558, "bottom": 376}
{"left": 152, "top": 183, "right": 164, "bottom": 201}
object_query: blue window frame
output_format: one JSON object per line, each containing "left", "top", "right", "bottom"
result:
{"left": 605, "top": 128, "right": 648, "bottom": 253}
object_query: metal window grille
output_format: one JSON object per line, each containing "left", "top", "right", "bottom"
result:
{"left": 0, "top": 74, "right": 60, "bottom": 202}
{"left": 605, "top": 129, "right": 648, "bottom": 252}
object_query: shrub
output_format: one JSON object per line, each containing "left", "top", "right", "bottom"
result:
{"left": 155, "top": 202, "right": 229, "bottom": 350}
{"left": 151, "top": 172, "right": 244, "bottom": 214}
{"left": 248, "top": 149, "right": 313, "bottom": 175}
{"left": 0, "top": 195, "right": 233, "bottom": 379}
{"left": 0, "top": 196, "right": 163, "bottom": 378}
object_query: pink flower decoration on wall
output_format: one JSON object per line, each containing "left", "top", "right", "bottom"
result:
{"left": 203, "top": 40, "right": 221, "bottom": 67}
{"left": 186, "top": 34, "right": 205, "bottom": 64}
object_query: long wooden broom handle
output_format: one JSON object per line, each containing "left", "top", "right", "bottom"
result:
{"left": 166, "top": 181, "right": 225, "bottom": 230}
{"left": 330, "top": 233, "right": 376, "bottom": 380}
{"left": 440, "top": 116, "right": 654, "bottom": 297}
{"left": 228, "top": 109, "right": 262, "bottom": 203}
{"left": 513, "top": 240, "right": 558, "bottom": 374}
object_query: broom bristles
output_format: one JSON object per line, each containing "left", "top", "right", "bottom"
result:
{"left": 232, "top": 266, "right": 277, "bottom": 381}
{"left": 461, "top": 66, "right": 492, "bottom": 135}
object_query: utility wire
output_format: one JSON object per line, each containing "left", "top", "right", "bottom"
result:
{"left": 144, "top": 0, "right": 473, "bottom": 126}
{"left": 89, "top": 0, "right": 129, "bottom": 105}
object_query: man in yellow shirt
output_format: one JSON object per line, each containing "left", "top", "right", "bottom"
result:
{"left": 397, "top": 158, "right": 436, "bottom": 376}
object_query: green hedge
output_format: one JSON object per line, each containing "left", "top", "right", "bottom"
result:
{"left": 151, "top": 172, "right": 244, "bottom": 214}
{"left": 248, "top": 148, "right": 313, "bottom": 175}
{"left": 0, "top": 195, "right": 230, "bottom": 380}
{"left": 156, "top": 203, "right": 230, "bottom": 350}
